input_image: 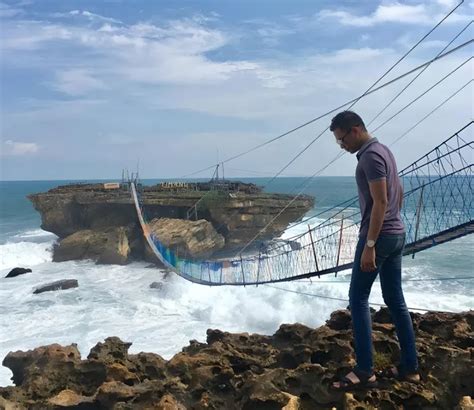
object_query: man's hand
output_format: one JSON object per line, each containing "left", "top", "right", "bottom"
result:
{"left": 360, "top": 246, "right": 377, "bottom": 272}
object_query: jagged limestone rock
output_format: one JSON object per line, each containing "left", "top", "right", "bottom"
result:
{"left": 28, "top": 183, "right": 314, "bottom": 262}
{"left": 148, "top": 217, "right": 225, "bottom": 259}
{"left": 2, "top": 309, "right": 473, "bottom": 409}
{"left": 53, "top": 227, "right": 130, "bottom": 265}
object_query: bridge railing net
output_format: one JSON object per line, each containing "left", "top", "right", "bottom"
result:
{"left": 398, "top": 124, "right": 473, "bottom": 244}
{"left": 133, "top": 122, "right": 473, "bottom": 285}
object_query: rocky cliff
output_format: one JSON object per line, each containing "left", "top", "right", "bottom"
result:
{"left": 1, "top": 308, "right": 472, "bottom": 409}
{"left": 28, "top": 183, "right": 314, "bottom": 264}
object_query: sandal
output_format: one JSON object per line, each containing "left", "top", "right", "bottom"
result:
{"left": 331, "top": 369, "right": 378, "bottom": 391}
{"left": 377, "top": 366, "right": 421, "bottom": 383}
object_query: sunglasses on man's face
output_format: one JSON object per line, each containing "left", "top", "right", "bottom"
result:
{"left": 335, "top": 129, "right": 352, "bottom": 146}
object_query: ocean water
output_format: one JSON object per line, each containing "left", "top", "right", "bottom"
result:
{"left": 0, "top": 178, "right": 472, "bottom": 386}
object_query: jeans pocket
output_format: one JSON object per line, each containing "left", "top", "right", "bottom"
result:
{"left": 375, "top": 235, "right": 400, "bottom": 264}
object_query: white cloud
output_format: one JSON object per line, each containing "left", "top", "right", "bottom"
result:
{"left": 420, "top": 39, "right": 448, "bottom": 49}
{"left": 1, "top": 6, "right": 472, "bottom": 179}
{"left": 97, "top": 23, "right": 119, "bottom": 33}
{"left": 1, "top": 140, "right": 39, "bottom": 155}
{"left": 53, "top": 69, "right": 106, "bottom": 96}
{"left": 318, "top": 1, "right": 472, "bottom": 27}
{"left": 318, "top": 3, "right": 429, "bottom": 27}
{"left": 243, "top": 19, "right": 296, "bottom": 47}
{"left": 1, "top": 21, "right": 73, "bottom": 50}
{"left": 0, "top": 1, "right": 22, "bottom": 18}
{"left": 1, "top": 15, "right": 275, "bottom": 87}
{"left": 436, "top": 0, "right": 458, "bottom": 8}
{"left": 69, "top": 9, "right": 122, "bottom": 24}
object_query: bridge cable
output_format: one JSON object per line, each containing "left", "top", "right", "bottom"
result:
{"left": 389, "top": 80, "right": 473, "bottom": 147}
{"left": 365, "top": 20, "right": 472, "bottom": 129}
{"left": 371, "top": 57, "right": 472, "bottom": 134}
{"left": 264, "top": 284, "right": 464, "bottom": 314}
{"left": 293, "top": 55, "right": 472, "bottom": 196}
{"left": 233, "top": 14, "right": 470, "bottom": 254}
{"left": 233, "top": 52, "right": 472, "bottom": 243}
{"left": 281, "top": 109, "right": 473, "bottom": 245}
{"left": 272, "top": 80, "right": 473, "bottom": 247}
{"left": 262, "top": 2, "right": 468, "bottom": 187}
{"left": 180, "top": 39, "right": 472, "bottom": 179}
{"left": 236, "top": 56, "right": 472, "bottom": 256}
{"left": 294, "top": 276, "right": 474, "bottom": 284}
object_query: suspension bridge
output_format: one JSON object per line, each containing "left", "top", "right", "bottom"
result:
{"left": 130, "top": 2, "right": 472, "bottom": 287}
{"left": 131, "top": 121, "right": 473, "bottom": 286}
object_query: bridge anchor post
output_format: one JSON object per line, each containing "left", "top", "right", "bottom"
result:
{"left": 335, "top": 215, "right": 345, "bottom": 277}
{"left": 412, "top": 185, "right": 425, "bottom": 259}
{"left": 308, "top": 225, "right": 320, "bottom": 276}
{"left": 240, "top": 254, "right": 246, "bottom": 286}
{"left": 256, "top": 251, "right": 261, "bottom": 286}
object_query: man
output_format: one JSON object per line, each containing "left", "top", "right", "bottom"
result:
{"left": 330, "top": 111, "right": 419, "bottom": 390}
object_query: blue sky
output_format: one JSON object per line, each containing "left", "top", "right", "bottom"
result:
{"left": 0, "top": 0, "right": 472, "bottom": 180}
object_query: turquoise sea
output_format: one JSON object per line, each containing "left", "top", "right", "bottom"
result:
{"left": 0, "top": 177, "right": 472, "bottom": 386}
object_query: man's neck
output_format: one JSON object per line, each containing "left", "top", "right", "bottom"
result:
{"left": 357, "top": 133, "right": 372, "bottom": 151}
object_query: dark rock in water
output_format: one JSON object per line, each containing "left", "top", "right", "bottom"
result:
{"left": 149, "top": 281, "right": 163, "bottom": 290}
{"left": 33, "top": 279, "right": 78, "bottom": 294}
{"left": 145, "top": 263, "right": 158, "bottom": 269}
{"left": 5, "top": 268, "right": 32, "bottom": 278}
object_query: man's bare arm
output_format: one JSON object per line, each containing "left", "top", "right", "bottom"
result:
{"left": 367, "top": 178, "right": 388, "bottom": 242}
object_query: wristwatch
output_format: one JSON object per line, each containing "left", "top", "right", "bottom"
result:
{"left": 366, "top": 239, "right": 376, "bottom": 248}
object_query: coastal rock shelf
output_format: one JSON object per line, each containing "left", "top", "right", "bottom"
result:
{"left": 1, "top": 308, "right": 473, "bottom": 409}
{"left": 28, "top": 183, "right": 314, "bottom": 264}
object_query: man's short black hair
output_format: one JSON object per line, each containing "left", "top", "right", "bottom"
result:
{"left": 330, "top": 111, "right": 367, "bottom": 132}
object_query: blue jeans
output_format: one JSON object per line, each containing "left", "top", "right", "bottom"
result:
{"left": 349, "top": 233, "right": 418, "bottom": 375}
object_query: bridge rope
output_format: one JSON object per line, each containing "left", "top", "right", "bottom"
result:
{"left": 262, "top": 7, "right": 469, "bottom": 188}
{"left": 236, "top": 58, "right": 472, "bottom": 256}
{"left": 179, "top": 39, "right": 472, "bottom": 179}
{"left": 257, "top": 94, "right": 473, "bottom": 250}
{"left": 257, "top": 123, "right": 473, "bottom": 259}
{"left": 365, "top": 19, "right": 472, "bottom": 129}
{"left": 263, "top": 284, "right": 465, "bottom": 315}
{"left": 294, "top": 276, "right": 474, "bottom": 284}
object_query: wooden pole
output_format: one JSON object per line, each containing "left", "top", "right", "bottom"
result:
{"left": 256, "top": 251, "right": 261, "bottom": 286}
{"left": 412, "top": 185, "right": 425, "bottom": 259}
{"left": 240, "top": 254, "right": 246, "bottom": 286}
{"left": 335, "top": 215, "right": 345, "bottom": 276}
{"left": 308, "top": 225, "right": 320, "bottom": 275}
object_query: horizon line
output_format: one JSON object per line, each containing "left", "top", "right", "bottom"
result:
{"left": 0, "top": 175, "right": 356, "bottom": 182}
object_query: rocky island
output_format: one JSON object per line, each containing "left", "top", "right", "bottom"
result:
{"left": 28, "top": 181, "right": 314, "bottom": 265}
{"left": 1, "top": 308, "right": 472, "bottom": 409}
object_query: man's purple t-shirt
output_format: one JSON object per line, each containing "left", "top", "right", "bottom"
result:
{"left": 355, "top": 138, "right": 405, "bottom": 238}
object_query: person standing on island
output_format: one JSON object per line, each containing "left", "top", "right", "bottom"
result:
{"left": 330, "top": 111, "right": 420, "bottom": 390}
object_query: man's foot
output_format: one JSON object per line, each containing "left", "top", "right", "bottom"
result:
{"left": 332, "top": 369, "right": 378, "bottom": 391}
{"left": 378, "top": 366, "right": 421, "bottom": 383}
